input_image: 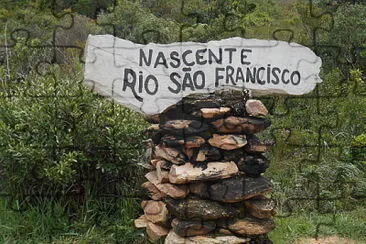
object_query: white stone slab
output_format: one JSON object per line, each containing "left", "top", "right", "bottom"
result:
{"left": 84, "top": 35, "right": 322, "bottom": 115}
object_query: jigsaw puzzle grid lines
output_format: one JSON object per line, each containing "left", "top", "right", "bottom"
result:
{"left": 0, "top": 0, "right": 365, "bottom": 242}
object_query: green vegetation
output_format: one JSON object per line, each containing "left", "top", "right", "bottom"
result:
{"left": 0, "top": 0, "right": 365, "bottom": 243}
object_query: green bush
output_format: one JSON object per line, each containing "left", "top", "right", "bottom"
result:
{"left": 0, "top": 64, "right": 148, "bottom": 206}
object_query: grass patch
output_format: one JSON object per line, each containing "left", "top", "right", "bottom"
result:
{"left": 0, "top": 197, "right": 146, "bottom": 243}
{"left": 269, "top": 206, "right": 366, "bottom": 243}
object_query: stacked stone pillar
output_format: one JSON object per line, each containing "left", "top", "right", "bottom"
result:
{"left": 135, "top": 91, "right": 275, "bottom": 243}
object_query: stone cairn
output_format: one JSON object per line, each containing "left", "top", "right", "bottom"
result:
{"left": 135, "top": 91, "right": 275, "bottom": 243}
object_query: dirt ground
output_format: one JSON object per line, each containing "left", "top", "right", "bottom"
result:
{"left": 295, "top": 236, "right": 359, "bottom": 244}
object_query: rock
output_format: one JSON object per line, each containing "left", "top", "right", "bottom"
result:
{"left": 189, "top": 182, "right": 210, "bottom": 198}
{"left": 169, "top": 162, "right": 238, "bottom": 184}
{"left": 141, "top": 181, "right": 165, "bottom": 200}
{"left": 134, "top": 215, "right": 149, "bottom": 228}
{"left": 156, "top": 165, "right": 170, "bottom": 183}
{"left": 212, "top": 116, "right": 270, "bottom": 134}
{"left": 245, "top": 135, "right": 273, "bottom": 153}
{"left": 145, "top": 171, "right": 166, "bottom": 185}
{"left": 166, "top": 198, "right": 237, "bottom": 220}
{"left": 208, "top": 134, "right": 247, "bottom": 150}
{"left": 143, "top": 124, "right": 160, "bottom": 137}
{"left": 164, "top": 230, "right": 251, "bottom": 244}
{"left": 200, "top": 107, "right": 231, "bottom": 119}
{"left": 218, "top": 228, "right": 234, "bottom": 235}
{"left": 141, "top": 200, "right": 169, "bottom": 225}
{"left": 154, "top": 145, "right": 186, "bottom": 165}
{"left": 208, "top": 176, "right": 273, "bottom": 203}
{"left": 236, "top": 154, "right": 270, "bottom": 175}
{"left": 145, "top": 171, "right": 189, "bottom": 199}
{"left": 150, "top": 159, "right": 172, "bottom": 170}
{"left": 193, "top": 145, "right": 221, "bottom": 162}
{"left": 143, "top": 114, "right": 160, "bottom": 124}
{"left": 225, "top": 217, "right": 275, "bottom": 235}
{"left": 160, "top": 120, "right": 209, "bottom": 135}
{"left": 161, "top": 135, "right": 205, "bottom": 148}
{"left": 146, "top": 222, "right": 169, "bottom": 242}
{"left": 245, "top": 99, "right": 268, "bottom": 117}
{"left": 171, "top": 218, "right": 216, "bottom": 237}
{"left": 158, "top": 183, "right": 189, "bottom": 199}
{"left": 244, "top": 196, "right": 276, "bottom": 219}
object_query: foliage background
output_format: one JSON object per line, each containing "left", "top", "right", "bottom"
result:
{"left": 0, "top": 0, "right": 365, "bottom": 243}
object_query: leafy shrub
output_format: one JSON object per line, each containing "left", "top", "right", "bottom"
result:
{"left": 0, "top": 64, "right": 148, "bottom": 206}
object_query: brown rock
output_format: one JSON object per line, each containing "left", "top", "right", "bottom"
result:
{"left": 158, "top": 183, "right": 189, "bottom": 199}
{"left": 156, "top": 162, "right": 170, "bottom": 183}
{"left": 143, "top": 124, "right": 160, "bottom": 137}
{"left": 208, "top": 176, "right": 273, "bottom": 203}
{"left": 169, "top": 162, "right": 238, "bottom": 184}
{"left": 164, "top": 230, "right": 251, "bottom": 244}
{"left": 200, "top": 107, "right": 231, "bottom": 119}
{"left": 143, "top": 114, "right": 160, "bottom": 124}
{"left": 189, "top": 182, "right": 210, "bottom": 198}
{"left": 208, "top": 134, "right": 247, "bottom": 150}
{"left": 161, "top": 135, "right": 205, "bottom": 148}
{"left": 145, "top": 171, "right": 189, "bottom": 199}
{"left": 134, "top": 215, "right": 149, "bottom": 228}
{"left": 226, "top": 217, "right": 275, "bottom": 235}
{"left": 212, "top": 116, "right": 270, "bottom": 134}
{"left": 193, "top": 145, "right": 221, "bottom": 162}
{"left": 236, "top": 154, "right": 270, "bottom": 176}
{"left": 141, "top": 181, "right": 165, "bottom": 200}
{"left": 160, "top": 120, "right": 209, "bottom": 135}
{"left": 245, "top": 135, "right": 273, "bottom": 153}
{"left": 245, "top": 99, "right": 268, "bottom": 117}
{"left": 171, "top": 218, "right": 216, "bottom": 237}
{"left": 218, "top": 228, "right": 234, "bottom": 235}
{"left": 141, "top": 200, "right": 169, "bottom": 225}
{"left": 154, "top": 145, "right": 186, "bottom": 165}
{"left": 150, "top": 159, "right": 171, "bottom": 170}
{"left": 145, "top": 171, "right": 164, "bottom": 185}
{"left": 166, "top": 198, "right": 237, "bottom": 220}
{"left": 146, "top": 222, "right": 169, "bottom": 242}
{"left": 244, "top": 196, "right": 276, "bottom": 219}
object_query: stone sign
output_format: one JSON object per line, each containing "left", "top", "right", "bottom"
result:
{"left": 84, "top": 35, "right": 322, "bottom": 115}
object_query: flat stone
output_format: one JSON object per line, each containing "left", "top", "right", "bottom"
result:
{"left": 200, "top": 107, "right": 231, "bottom": 119}
{"left": 244, "top": 196, "right": 276, "bottom": 219}
{"left": 208, "top": 134, "right": 247, "bottom": 150}
{"left": 193, "top": 145, "right": 221, "bottom": 162}
{"left": 212, "top": 116, "right": 270, "bottom": 134}
{"left": 189, "top": 182, "right": 210, "bottom": 198}
{"left": 166, "top": 198, "right": 237, "bottom": 220}
{"left": 245, "top": 99, "right": 268, "bottom": 117}
{"left": 143, "top": 114, "right": 160, "bottom": 124}
{"left": 226, "top": 217, "right": 275, "bottom": 235}
{"left": 154, "top": 145, "right": 186, "bottom": 165}
{"left": 145, "top": 171, "right": 167, "bottom": 185}
{"left": 141, "top": 200, "right": 169, "bottom": 225}
{"left": 208, "top": 176, "right": 273, "bottom": 203}
{"left": 146, "top": 222, "right": 169, "bottom": 242}
{"left": 169, "top": 162, "right": 238, "bottom": 184}
{"left": 150, "top": 159, "right": 172, "bottom": 170}
{"left": 134, "top": 215, "right": 149, "bottom": 228}
{"left": 218, "top": 228, "right": 234, "bottom": 235}
{"left": 164, "top": 230, "right": 251, "bottom": 244}
{"left": 236, "top": 154, "right": 270, "bottom": 176}
{"left": 143, "top": 124, "right": 160, "bottom": 137}
{"left": 160, "top": 120, "right": 209, "bottom": 135}
{"left": 171, "top": 218, "right": 216, "bottom": 237}
{"left": 245, "top": 135, "right": 273, "bottom": 153}
{"left": 145, "top": 171, "right": 189, "bottom": 199}
{"left": 141, "top": 181, "right": 165, "bottom": 200}
{"left": 161, "top": 135, "right": 205, "bottom": 148}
